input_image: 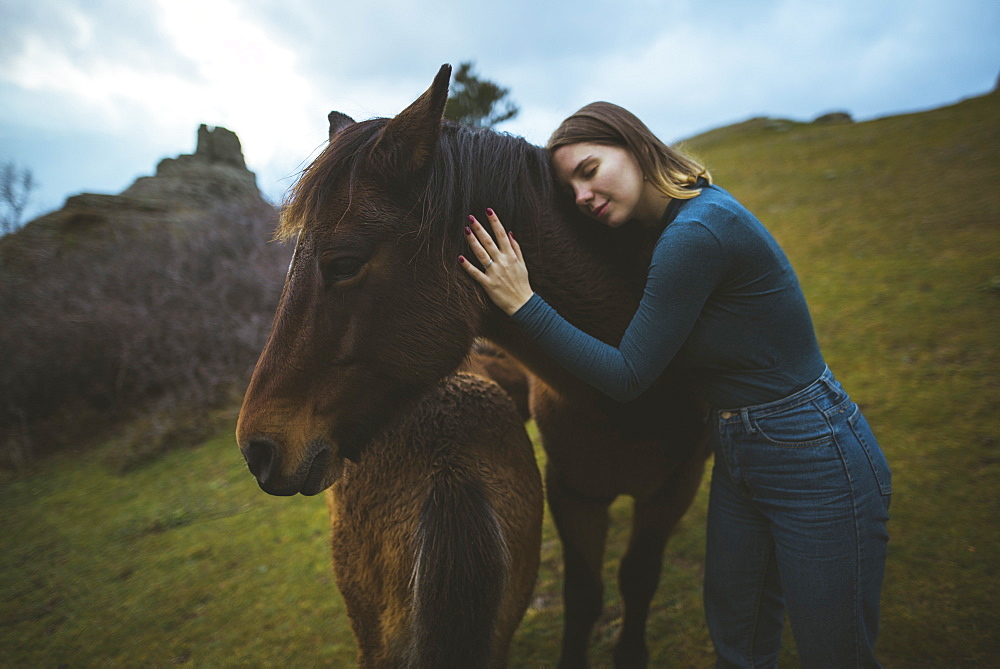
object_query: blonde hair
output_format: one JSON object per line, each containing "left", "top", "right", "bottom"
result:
{"left": 546, "top": 102, "right": 711, "bottom": 200}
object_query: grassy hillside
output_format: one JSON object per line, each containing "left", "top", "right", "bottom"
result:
{"left": 2, "top": 92, "right": 998, "bottom": 666}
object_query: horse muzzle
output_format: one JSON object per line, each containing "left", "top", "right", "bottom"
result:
{"left": 241, "top": 436, "right": 342, "bottom": 496}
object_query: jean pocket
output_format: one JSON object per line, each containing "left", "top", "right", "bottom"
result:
{"left": 848, "top": 405, "right": 892, "bottom": 495}
{"left": 751, "top": 401, "right": 833, "bottom": 448}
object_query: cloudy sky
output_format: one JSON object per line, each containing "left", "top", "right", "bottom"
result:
{"left": 1, "top": 0, "right": 997, "bottom": 221}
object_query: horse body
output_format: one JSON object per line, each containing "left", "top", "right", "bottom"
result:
{"left": 327, "top": 373, "right": 542, "bottom": 668}
{"left": 236, "top": 64, "right": 709, "bottom": 667}
{"left": 460, "top": 340, "right": 531, "bottom": 421}
{"left": 482, "top": 252, "right": 708, "bottom": 667}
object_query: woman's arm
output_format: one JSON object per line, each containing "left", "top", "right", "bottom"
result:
{"left": 461, "top": 209, "right": 726, "bottom": 402}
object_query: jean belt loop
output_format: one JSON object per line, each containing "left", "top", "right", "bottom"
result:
{"left": 740, "top": 408, "right": 755, "bottom": 434}
{"left": 819, "top": 367, "right": 841, "bottom": 399}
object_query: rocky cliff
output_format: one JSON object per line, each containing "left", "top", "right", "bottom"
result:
{"left": 120, "top": 124, "right": 260, "bottom": 205}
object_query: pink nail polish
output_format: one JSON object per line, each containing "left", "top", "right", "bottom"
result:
{"left": 486, "top": 208, "right": 494, "bottom": 217}
{"left": 468, "top": 215, "right": 475, "bottom": 223}
{"left": 508, "top": 231, "right": 514, "bottom": 239}
{"left": 458, "top": 256, "right": 466, "bottom": 264}
{"left": 465, "top": 226, "right": 471, "bottom": 235}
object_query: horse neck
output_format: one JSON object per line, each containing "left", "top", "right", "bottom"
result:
{"left": 473, "top": 179, "right": 654, "bottom": 389}
{"left": 522, "top": 214, "right": 644, "bottom": 338}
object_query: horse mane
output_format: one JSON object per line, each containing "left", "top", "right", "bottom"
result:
{"left": 277, "top": 118, "right": 389, "bottom": 241}
{"left": 278, "top": 119, "right": 556, "bottom": 263}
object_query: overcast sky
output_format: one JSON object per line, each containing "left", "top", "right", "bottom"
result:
{"left": 1, "top": 0, "right": 997, "bottom": 221}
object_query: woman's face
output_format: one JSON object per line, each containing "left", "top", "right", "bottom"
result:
{"left": 551, "top": 142, "right": 651, "bottom": 228}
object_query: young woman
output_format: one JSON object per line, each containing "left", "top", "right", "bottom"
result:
{"left": 459, "top": 102, "right": 891, "bottom": 668}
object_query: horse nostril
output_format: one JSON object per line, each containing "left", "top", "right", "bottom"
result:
{"left": 244, "top": 439, "right": 277, "bottom": 482}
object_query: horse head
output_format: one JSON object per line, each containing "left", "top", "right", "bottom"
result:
{"left": 236, "top": 64, "right": 489, "bottom": 495}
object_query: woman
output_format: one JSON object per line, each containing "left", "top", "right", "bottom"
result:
{"left": 459, "top": 102, "right": 891, "bottom": 668}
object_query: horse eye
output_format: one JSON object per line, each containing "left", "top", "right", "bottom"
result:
{"left": 322, "top": 257, "right": 364, "bottom": 285}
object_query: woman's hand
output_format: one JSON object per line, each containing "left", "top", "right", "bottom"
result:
{"left": 459, "top": 208, "right": 534, "bottom": 316}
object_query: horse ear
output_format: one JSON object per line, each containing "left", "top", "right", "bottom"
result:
{"left": 377, "top": 63, "right": 452, "bottom": 174}
{"left": 328, "top": 111, "right": 355, "bottom": 141}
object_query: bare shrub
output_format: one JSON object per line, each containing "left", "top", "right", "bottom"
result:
{"left": 0, "top": 162, "right": 36, "bottom": 235}
{"left": 0, "top": 200, "right": 291, "bottom": 468}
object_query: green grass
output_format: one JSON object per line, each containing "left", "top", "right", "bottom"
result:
{"left": 0, "top": 432, "right": 356, "bottom": 665}
{"left": 3, "top": 92, "right": 999, "bottom": 666}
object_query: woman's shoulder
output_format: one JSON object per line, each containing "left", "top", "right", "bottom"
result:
{"left": 675, "top": 184, "right": 759, "bottom": 229}
{"left": 666, "top": 184, "right": 780, "bottom": 263}
{"left": 688, "top": 183, "right": 745, "bottom": 211}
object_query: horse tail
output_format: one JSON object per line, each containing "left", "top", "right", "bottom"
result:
{"left": 409, "top": 470, "right": 508, "bottom": 668}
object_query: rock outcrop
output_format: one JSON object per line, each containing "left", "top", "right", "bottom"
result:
{"left": 3, "top": 124, "right": 269, "bottom": 248}
{"left": 120, "top": 124, "right": 260, "bottom": 206}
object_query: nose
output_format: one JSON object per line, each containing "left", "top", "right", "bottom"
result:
{"left": 243, "top": 438, "right": 278, "bottom": 485}
{"left": 574, "top": 185, "right": 592, "bottom": 207}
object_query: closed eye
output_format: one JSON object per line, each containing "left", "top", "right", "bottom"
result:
{"left": 321, "top": 257, "right": 364, "bottom": 286}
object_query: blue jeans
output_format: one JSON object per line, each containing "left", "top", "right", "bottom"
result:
{"left": 704, "top": 367, "right": 891, "bottom": 668}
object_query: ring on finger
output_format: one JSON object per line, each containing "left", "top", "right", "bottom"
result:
{"left": 484, "top": 259, "right": 494, "bottom": 269}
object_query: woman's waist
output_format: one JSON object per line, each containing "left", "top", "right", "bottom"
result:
{"left": 712, "top": 365, "right": 846, "bottom": 420}
{"left": 692, "top": 358, "right": 828, "bottom": 410}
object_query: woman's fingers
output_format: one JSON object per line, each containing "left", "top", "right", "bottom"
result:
{"left": 508, "top": 228, "right": 522, "bottom": 263}
{"left": 458, "top": 254, "right": 484, "bottom": 280}
{"left": 464, "top": 219, "right": 492, "bottom": 267}
{"left": 465, "top": 207, "right": 517, "bottom": 273}
{"left": 484, "top": 208, "right": 513, "bottom": 254}
{"left": 469, "top": 215, "right": 501, "bottom": 262}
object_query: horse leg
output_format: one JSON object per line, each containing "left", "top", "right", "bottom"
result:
{"left": 613, "top": 445, "right": 710, "bottom": 668}
{"left": 546, "top": 465, "right": 613, "bottom": 669}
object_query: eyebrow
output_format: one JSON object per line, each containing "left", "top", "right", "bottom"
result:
{"left": 554, "top": 153, "right": 592, "bottom": 189}
{"left": 570, "top": 155, "right": 594, "bottom": 178}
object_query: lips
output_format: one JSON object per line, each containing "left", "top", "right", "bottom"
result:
{"left": 299, "top": 447, "right": 333, "bottom": 495}
{"left": 592, "top": 202, "right": 608, "bottom": 219}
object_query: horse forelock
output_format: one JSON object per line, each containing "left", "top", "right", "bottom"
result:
{"left": 277, "top": 118, "right": 389, "bottom": 241}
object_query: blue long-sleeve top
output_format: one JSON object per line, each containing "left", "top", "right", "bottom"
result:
{"left": 511, "top": 183, "right": 826, "bottom": 409}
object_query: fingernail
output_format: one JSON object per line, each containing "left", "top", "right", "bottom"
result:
{"left": 486, "top": 208, "right": 494, "bottom": 217}
{"left": 468, "top": 215, "right": 476, "bottom": 223}
{"left": 508, "top": 231, "right": 514, "bottom": 239}
{"left": 465, "top": 226, "right": 472, "bottom": 235}
{"left": 458, "top": 256, "right": 466, "bottom": 263}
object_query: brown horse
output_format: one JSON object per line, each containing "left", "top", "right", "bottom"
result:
{"left": 326, "top": 372, "right": 542, "bottom": 667}
{"left": 461, "top": 339, "right": 532, "bottom": 420}
{"left": 236, "top": 64, "right": 709, "bottom": 667}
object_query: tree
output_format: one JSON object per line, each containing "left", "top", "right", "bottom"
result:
{"left": 444, "top": 62, "right": 519, "bottom": 128}
{"left": 1, "top": 162, "right": 36, "bottom": 235}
